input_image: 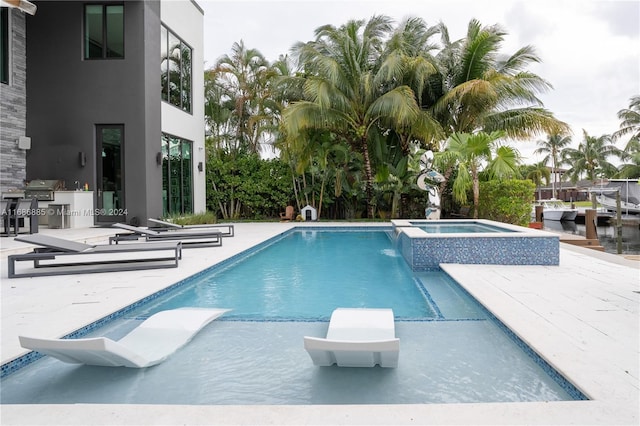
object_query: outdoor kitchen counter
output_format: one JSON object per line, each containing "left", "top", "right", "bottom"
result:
{"left": 38, "top": 191, "right": 94, "bottom": 228}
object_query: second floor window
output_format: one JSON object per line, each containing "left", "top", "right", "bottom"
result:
{"left": 84, "top": 4, "right": 124, "bottom": 59}
{"left": 1, "top": 7, "right": 9, "bottom": 84}
{"left": 161, "top": 24, "right": 192, "bottom": 113}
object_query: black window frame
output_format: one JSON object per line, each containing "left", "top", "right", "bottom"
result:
{"left": 83, "top": 3, "right": 124, "bottom": 60}
{"left": 160, "top": 24, "right": 192, "bottom": 113}
{"left": 1, "top": 7, "right": 9, "bottom": 84}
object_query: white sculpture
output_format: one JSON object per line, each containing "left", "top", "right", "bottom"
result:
{"left": 417, "top": 150, "right": 444, "bottom": 220}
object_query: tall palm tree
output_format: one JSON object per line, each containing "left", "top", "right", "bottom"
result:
{"left": 534, "top": 133, "right": 572, "bottom": 198}
{"left": 612, "top": 95, "right": 640, "bottom": 178}
{"left": 436, "top": 131, "right": 519, "bottom": 218}
{"left": 432, "top": 19, "right": 569, "bottom": 139}
{"left": 563, "top": 130, "right": 622, "bottom": 181}
{"left": 283, "top": 16, "right": 424, "bottom": 218}
{"left": 210, "top": 40, "right": 272, "bottom": 155}
{"left": 615, "top": 138, "right": 640, "bottom": 178}
{"left": 613, "top": 95, "right": 640, "bottom": 144}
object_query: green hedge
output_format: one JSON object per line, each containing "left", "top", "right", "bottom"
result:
{"left": 478, "top": 179, "right": 536, "bottom": 226}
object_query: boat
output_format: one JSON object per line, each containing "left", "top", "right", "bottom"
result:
{"left": 533, "top": 199, "right": 578, "bottom": 221}
{"left": 589, "top": 179, "right": 640, "bottom": 214}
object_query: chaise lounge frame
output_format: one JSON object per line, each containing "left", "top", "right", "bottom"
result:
{"left": 147, "top": 218, "right": 234, "bottom": 237}
{"left": 110, "top": 223, "right": 223, "bottom": 248}
{"left": 8, "top": 234, "right": 182, "bottom": 278}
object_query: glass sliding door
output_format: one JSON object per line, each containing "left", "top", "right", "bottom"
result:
{"left": 96, "top": 125, "right": 125, "bottom": 223}
{"left": 161, "top": 133, "right": 193, "bottom": 216}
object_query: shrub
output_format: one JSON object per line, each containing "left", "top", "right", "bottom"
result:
{"left": 478, "top": 179, "right": 536, "bottom": 226}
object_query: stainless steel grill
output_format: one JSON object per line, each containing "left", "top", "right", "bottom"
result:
{"left": 24, "top": 179, "right": 65, "bottom": 201}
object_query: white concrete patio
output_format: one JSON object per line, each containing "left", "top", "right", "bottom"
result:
{"left": 1, "top": 223, "right": 638, "bottom": 425}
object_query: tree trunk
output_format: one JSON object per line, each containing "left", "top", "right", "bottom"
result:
{"left": 472, "top": 171, "right": 479, "bottom": 219}
{"left": 361, "top": 137, "right": 375, "bottom": 219}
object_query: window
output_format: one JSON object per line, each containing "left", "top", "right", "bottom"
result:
{"left": 1, "top": 7, "right": 9, "bottom": 84}
{"left": 161, "top": 25, "right": 192, "bottom": 113}
{"left": 84, "top": 4, "right": 124, "bottom": 59}
{"left": 161, "top": 133, "right": 193, "bottom": 216}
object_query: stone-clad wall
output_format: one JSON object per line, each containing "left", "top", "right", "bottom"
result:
{"left": 0, "top": 9, "right": 27, "bottom": 193}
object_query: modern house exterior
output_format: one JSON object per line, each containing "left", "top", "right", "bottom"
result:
{"left": 0, "top": 0, "right": 205, "bottom": 225}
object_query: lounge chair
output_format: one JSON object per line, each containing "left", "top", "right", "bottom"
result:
{"left": 0, "top": 199, "right": 9, "bottom": 236}
{"left": 147, "top": 218, "right": 234, "bottom": 237}
{"left": 303, "top": 308, "right": 400, "bottom": 368}
{"left": 110, "top": 223, "right": 222, "bottom": 247}
{"left": 8, "top": 234, "right": 181, "bottom": 278}
{"left": 19, "top": 308, "right": 230, "bottom": 368}
{"left": 280, "top": 205, "right": 295, "bottom": 221}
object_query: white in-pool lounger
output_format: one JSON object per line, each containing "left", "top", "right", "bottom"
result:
{"left": 303, "top": 308, "right": 400, "bottom": 368}
{"left": 19, "top": 308, "right": 230, "bottom": 368}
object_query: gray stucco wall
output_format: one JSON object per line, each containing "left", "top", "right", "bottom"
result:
{"left": 25, "top": 1, "right": 162, "bottom": 224}
{"left": 0, "top": 9, "right": 27, "bottom": 193}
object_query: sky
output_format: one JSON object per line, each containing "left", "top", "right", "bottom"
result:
{"left": 199, "top": 0, "right": 640, "bottom": 164}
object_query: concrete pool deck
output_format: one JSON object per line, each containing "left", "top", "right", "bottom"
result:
{"left": 0, "top": 222, "right": 638, "bottom": 425}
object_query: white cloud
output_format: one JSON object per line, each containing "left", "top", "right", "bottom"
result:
{"left": 200, "top": 0, "right": 640, "bottom": 163}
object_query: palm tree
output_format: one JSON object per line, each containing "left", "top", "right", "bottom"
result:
{"left": 615, "top": 138, "right": 640, "bottom": 178}
{"left": 436, "top": 131, "right": 519, "bottom": 218}
{"left": 613, "top": 95, "right": 640, "bottom": 143}
{"left": 534, "top": 133, "right": 572, "bottom": 198}
{"left": 432, "top": 19, "right": 569, "bottom": 139}
{"left": 283, "top": 16, "right": 424, "bottom": 218}
{"left": 613, "top": 95, "right": 640, "bottom": 178}
{"left": 563, "top": 130, "right": 623, "bottom": 181}
{"left": 209, "top": 40, "right": 273, "bottom": 155}
{"left": 521, "top": 161, "right": 551, "bottom": 199}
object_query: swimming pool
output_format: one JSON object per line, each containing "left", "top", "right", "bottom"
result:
{"left": 0, "top": 228, "right": 585, "bottom": 405}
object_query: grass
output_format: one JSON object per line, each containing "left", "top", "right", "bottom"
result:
{"left": 164, "top": 211, "right": 221, "bottom": 225}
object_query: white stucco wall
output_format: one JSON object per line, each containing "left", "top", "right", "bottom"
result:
{"left": 160, "top": 0, "right": 206, "bottom": 213}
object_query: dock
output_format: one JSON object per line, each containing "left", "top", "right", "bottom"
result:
{"left": 575, "top": 211, "right": 614, "bottom": 226}
{"left": 555, "top": 232, "right": 605, "bottom": 251}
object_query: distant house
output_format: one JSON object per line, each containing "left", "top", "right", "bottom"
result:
{"left": 0, "top": 0, "right": 205, "bottom": 225}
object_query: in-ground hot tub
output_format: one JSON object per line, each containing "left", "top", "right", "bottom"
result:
{"left": 392, "top": 219, "right": 559, "bottom": 269}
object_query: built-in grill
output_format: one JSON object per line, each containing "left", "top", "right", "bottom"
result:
{"left": 24, "top": 179, "right": 65, "bottom": 201}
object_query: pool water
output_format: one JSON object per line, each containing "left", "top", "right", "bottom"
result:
{"left": 0, "top": 229, "right": 584, "bottom": 405}
{"left": 149, "top": 231, "right": 433, "bottom": 320}
{"left": 409, "top": 221, "right": 516, "bottom": 233}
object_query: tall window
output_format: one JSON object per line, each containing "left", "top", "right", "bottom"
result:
{"left": 160, "top": 24, "right": 192, "bottom": 113}
{"left": 1, "top": 7, "right": 9, "bottom": 84}
{"left": 84, "top": 4, "right": 124, "bottom": 59}
{"left": 161, "top": 133, "right": 193, "bottom": 216}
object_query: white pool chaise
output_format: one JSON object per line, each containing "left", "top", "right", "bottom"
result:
{"left": 303, "top": 308, "right": 400, "bottom": 368}
{"left": 19, "top": 308, "right": 230, "bottom": 368}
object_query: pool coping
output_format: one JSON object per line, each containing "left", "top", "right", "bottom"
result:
{"left": 1, "top": 222, "right": 638, "bottom": 425}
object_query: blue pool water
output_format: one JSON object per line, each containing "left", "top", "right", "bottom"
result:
{"left": 149, "top": 231, "right": 433, "bottom": 320}
{"left": 0, "top": 228, "right": 585, "bottom": 405}
{"left": 409, "top": 221, "right": 516, "bottom": 234}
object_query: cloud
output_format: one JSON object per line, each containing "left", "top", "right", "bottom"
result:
{"left": 200, "top": 0, "right": 640, "bottom": 163}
